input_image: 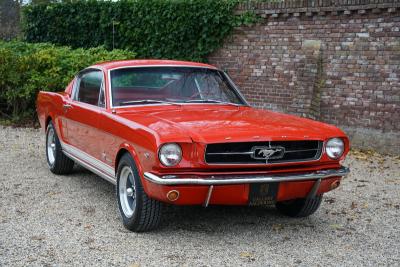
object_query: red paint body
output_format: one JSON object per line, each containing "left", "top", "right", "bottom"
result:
{"left": 36, "top": 60, "right": 349, "bottom": 205}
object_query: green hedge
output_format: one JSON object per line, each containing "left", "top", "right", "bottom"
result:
{"left": 0, "top": 41, "right": 135, "bottom": 120}
{"left": 22, "top": 0, "right": 241, "bottom": 61}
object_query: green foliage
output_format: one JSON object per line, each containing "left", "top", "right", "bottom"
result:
{"left": 235, "top": 10, "right": 262, "bottom": 26}
{"left": 0, "top": 41, "right": 134, "bottom": 120}
{"left": 22, "top": 0, "right": 240, "bottom": 62}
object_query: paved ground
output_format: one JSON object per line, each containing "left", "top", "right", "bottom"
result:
{"left": 0, "top": 126, "right": 399, "bottom": 266}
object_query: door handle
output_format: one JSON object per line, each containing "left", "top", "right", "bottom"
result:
{"left": 63, "top": 103, "right": 72, "bottom": 110}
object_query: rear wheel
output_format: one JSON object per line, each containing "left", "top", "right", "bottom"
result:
{"left": 46, "top": 121, "right": 74, "bottom": 174}
{"left": 275, "top": 195, "right": 323, "bottom": 217}
{"left": 116, "top": 153, "right": 162, "bottom": 232}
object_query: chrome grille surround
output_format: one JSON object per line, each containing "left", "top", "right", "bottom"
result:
{"left": 205, "top": 140, "right": 323, "bottom": 165}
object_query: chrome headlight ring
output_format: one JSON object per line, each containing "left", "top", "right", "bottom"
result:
{"left": 158, "top": 143, "right": 182, "bottom": 167}
{"left": 326, "top": 138, "right": 345, "bottom": 160}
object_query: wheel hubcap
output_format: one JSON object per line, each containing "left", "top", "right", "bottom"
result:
{"left": 126, "top": 187, "right": 134, "bottom": 197}
{"left": 119, "top": 166, "right": 136, "bottom": 218}
{"left": 47, "top": 128, "right": 56, "bottom": 165}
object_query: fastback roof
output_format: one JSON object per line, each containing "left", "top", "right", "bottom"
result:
{"left": 93, "top": 59, "right": 217, "bottom": 70}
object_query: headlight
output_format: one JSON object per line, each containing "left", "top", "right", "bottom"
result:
{"left": 158, "top": 143, "right": 182, "bottom": 166}
{"left": 326, "top": 138, "right": 344, "bottom": 159}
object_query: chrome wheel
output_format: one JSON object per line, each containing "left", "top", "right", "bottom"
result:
{"left": 119, "top": 166, "right": 136, "bottom": 218}
{"left": 47, "top": 127, "right": 56, "bottom": 166}
{"left": 116, "top": 153, "right": 163, "bottom": 231}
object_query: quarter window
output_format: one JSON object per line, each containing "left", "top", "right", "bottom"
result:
{"left": 74, "top": 70, "right": 103, "bottom": 106}
{"left": 98, "top": 85, "right": 105, "bottom": 108}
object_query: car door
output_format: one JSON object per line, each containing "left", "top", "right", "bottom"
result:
{"left": 62, "top": 69, "right": 104, "bottom": 161}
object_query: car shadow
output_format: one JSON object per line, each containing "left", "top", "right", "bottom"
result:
{"left": 69, "top": 166, "right": 325, "bottom": 236}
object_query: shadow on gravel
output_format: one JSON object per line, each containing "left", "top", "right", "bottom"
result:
{"left": 162, "top": 205, "right": 282, "bottom": 230}
{"left": 68, "top": 165, "right": 114, "bottom": 190}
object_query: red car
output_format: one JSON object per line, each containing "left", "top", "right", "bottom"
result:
{"left": 37, "top": 60, "right": 350, "bottom": 232}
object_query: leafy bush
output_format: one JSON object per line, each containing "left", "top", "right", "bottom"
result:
{"left": 23, "top": 0, "right": 240, "bottom": 61}
{"left": 0, "top": 41, "right": 135, "bottom": 120}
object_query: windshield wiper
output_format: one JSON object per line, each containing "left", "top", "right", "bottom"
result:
{"left": 119, "top": 99, "right": 181, "bottom": 106}
{"left": 184, "top": 99, "right": 241, "bottom": 106}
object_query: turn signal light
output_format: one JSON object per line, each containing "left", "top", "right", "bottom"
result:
{"left": 167, "top": 190, "right": 180, "bottom": 201}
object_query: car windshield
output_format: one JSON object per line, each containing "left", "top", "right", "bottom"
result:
{"left": 110, "top": 67, "right": 245, "bottom": 107}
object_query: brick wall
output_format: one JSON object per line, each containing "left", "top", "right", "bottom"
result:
{"left": 0, "top": 0, "right": 20, "bottom": 40}
{"left": 208, "top": 0, "right": 400, "bottom": 155}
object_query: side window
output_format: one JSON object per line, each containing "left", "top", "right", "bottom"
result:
{"left": 74, "top": 70, "right": 103, "bottom": 106}
{"left": 98, "top": 85, "right": 105, "bottom": 108}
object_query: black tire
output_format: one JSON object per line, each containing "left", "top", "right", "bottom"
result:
{"left": 116, "top": 153, "right": 162, "bottom": 232}
{"left": 275, "top": 195, "right": 323, "bottom": 217}
{"left": 46, "top": 121, "right": 74, "bottom": 174}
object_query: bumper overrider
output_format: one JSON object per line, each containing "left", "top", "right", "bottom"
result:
{"left": 143, "top": 166, "right": 350, "bottom": 185}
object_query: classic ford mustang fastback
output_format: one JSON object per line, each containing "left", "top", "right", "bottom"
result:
{"left": 37, "top": 60, "right": 350, "bottom": 232}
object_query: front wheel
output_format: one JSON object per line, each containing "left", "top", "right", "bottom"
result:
{"left": 116, "top": 153, "right": 162, "bottom": 232}
{"left": 275, "top": 195, "right": 323, "bottom": 217}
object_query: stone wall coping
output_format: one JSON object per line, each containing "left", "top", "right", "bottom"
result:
{"left": 237, "top": 0, "right": 400, "bottom": 16}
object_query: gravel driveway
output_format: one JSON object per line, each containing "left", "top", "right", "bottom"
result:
{"left": 0, "top": 126, "right": 399, "bottom": 266}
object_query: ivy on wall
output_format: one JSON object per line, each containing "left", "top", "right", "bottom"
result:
{"left": 23, "top": 0, "right": 245, "bottom": 62}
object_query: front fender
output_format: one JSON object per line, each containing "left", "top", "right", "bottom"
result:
{"left": 115, "top": 142, "right": 144, "bottom": 176}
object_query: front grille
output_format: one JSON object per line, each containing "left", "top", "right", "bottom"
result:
{"left": 205, "top": 141, "right": 323, "bottom": 164}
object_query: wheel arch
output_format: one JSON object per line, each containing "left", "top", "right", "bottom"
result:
{"left": 114, "top": 144, "right": 144, "bottom": 177}
{"left": 115, "top": 148, "right": 130, "bottom": 173}
{"left": 45, "top": 115, "right": 53, "bottom": 129}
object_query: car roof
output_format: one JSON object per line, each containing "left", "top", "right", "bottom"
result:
{"left": 93, "top": 59, "right": 218, "bottom": 71}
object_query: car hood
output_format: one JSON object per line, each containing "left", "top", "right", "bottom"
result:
{"left": 117, "top": 105, "right": 346, "bottom": 144}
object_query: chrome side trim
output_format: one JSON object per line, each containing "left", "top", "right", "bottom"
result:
{"left": 143, "top": 167, "right": 349, "bottom": 186}
{"left": 60, "top": 141, "right": 116, "bottom": 184}
{"left": 63, "top": 150, "right": 116, "bottom": 185}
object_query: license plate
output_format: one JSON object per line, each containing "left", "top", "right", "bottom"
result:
{"left": 249, "top": 183, "right": 279, "bottom": 206}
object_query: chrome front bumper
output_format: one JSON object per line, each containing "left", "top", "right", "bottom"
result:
{"left": 143, "top": 166, "right": 350, "bottom": 186}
